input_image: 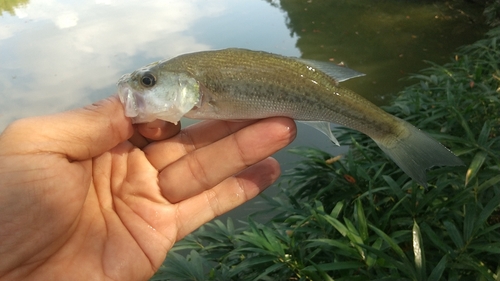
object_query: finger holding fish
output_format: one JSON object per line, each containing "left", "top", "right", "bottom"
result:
{"left": 128, "top": 120, "right": 181, "bottom": 148}
{"left": 136, "top": 119, "right": 181, "bottom": 141}
{"left": 142, "top": 119, "right": 260, "bottom": 169}
{"left": 155, "top": 117, "right": 296, "bottom": 203}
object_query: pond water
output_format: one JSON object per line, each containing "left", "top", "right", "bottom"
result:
{"left": 0, "top": 0, "right": 488, "bottom": 217}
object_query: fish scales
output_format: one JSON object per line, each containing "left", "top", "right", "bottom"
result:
{"left": 117, "top": 48, "right": 463, "bottom": 187}
{"left": 160, "top": 49, "right": 396, "bottom": 139}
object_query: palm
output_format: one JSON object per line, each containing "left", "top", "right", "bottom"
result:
{"left": 58, "top": 140, "right": 178, "bottom": 280}
{"left": 0, "top": 97, "right": 296, "bottom": 281}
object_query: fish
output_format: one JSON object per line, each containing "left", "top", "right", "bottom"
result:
{"left": 117, "top": 48, "right": 463, "bottom": 187}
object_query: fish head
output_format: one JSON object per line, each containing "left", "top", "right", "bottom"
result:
{"left": 117, "top": 62, "right": 200, "bottom": 124}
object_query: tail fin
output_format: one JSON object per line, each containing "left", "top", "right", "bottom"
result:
{"left": 374, "top": 118, "right": 463, "bottom": 187}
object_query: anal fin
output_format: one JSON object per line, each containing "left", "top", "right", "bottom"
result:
{"left": 299, "top": 121, "right": 340, "bottom": 146}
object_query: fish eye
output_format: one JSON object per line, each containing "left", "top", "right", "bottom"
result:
{"left": 140, "top": 73, "right": 156, "bottom": 87}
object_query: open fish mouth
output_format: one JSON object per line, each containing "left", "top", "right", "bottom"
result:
{"left": 117, "top": 75, "right": 154, "bottom": 123}
{"left": 117, "top": 72, "right": 201, "bottom": 124}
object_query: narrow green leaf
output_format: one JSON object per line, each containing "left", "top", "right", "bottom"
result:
{"left": 160, "top": 250, "right": 207, "bottom": 281}
{"left": 317, "top": 271, "right": 335, "bottom": 281}
{"left": 443, "top": 220, "right": 464, "bottom": 249}
{"left": 366, "top": 238, "right": 383, "bottom": 268}
{"left": 302, "top": 261, "right": 365, "bottom": 272}
{"left": 463, "top": 203, "right": 476, "bottom": 242}
{"left": 252, "top": 262, "right": 287, "bottom": 281}
{"left": 465, "top": 151, "right": 488, "bottom": 186}
{"left": 477, "top": 121, "right": 491, "bottom": 146}
{"left": 239, "top": 255, "right": 277, "bottom": 267}
{"left": 261, "top": 227, "right": 286, "bottom": 256}
{"left": 324, "top": 215, "right": 348, "bottom": 236}
{"left": 476, "top": 223, "right": 500, "bottom": 237}
{"left": 344, "top": 217, "right": 366, "bottom": 260}
{"left": 358, "top": 244, "right": 414, "bottom": 276}
{"left": 355, "top": 199, "right": 369, "bottom": 241}
{"left": 306, "top": 238, "right": 360, "bottom": 259}
{"left": 477, "top": 174, "right": 500, "bottom": 193}
{"left": 427, "top": 255, "right": 448, "bottom": 281}
{"left": 344, "top": 218, "right": 363, "bottom": 245}
{"left": 195, "top": 228, "right": 228, "bottom": 243}
{"left": 301, "top": 261, "right": 336, "bottom": 281}
{"left": 469, "top": 242, "right": 500, "bottom": 254}
{"left": 415, "top": 179, "right": 447, "bottom": 212}
{"left": 476, "top": 192, "right": 500, "bottom": 227}
{"left": 226, "top": 217, "right": 234, "bottom": 234}
{"left": 229, "top": 255, "right": 277, "bottom": 277}
{"left": 330, "top": 200, "right": 344, "bottom": 218}
{"left": 448, "top": 269, "right": 459, "bottom": 281}
{"left": 461, "top": 256, "right": 496, "bottom": 279}
{"left": 420, "top": 223, "right": 454, "bottom": 254}
{"left": 368, "top": 224, "right": 406, "bottom": 259}
{"left": 451, "top": 107, "right": 475, "bottom": 142}
{"left": 383, "top": 175, "right": 406, "bottom": 200}
{"left": 231, "top": 247, "right": 279, "bottom": 257}
{"left": 214, "top": 219, "right": 226, "bottom": 231}
{"left": 373, "top": 162, "right": 387, "bottom": 181}
{"left": 235, "top": 232, "right": 274, "bottom": 253}
{"left": 412, "top": 220, "right": 426, "bottom": 281}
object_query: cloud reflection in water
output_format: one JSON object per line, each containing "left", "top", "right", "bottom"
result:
{"left": 0, "top": 0, "right": 238, "bottom": 128}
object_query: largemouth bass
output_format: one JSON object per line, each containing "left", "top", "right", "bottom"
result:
{"left": 117, "top": 48, "right": 463, "bottom": 187}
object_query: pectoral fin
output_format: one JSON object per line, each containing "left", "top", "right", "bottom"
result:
{"left": 299, "top": 121, "right": 340, "bottom": 146}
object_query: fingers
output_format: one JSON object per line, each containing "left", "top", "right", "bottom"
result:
{"left": 174, "top": 157, "right": 281, "bottom": 240}
{"left": 0, "top": 96, "right": 133, "bottom": 160}
{"left": 176, "top": 119, "right": 258, "bottom": 152}
{"left": 142, "top": 119, "right": 259, "bottom": 168}
{"left": 129, "top": 120, "right": 181, "bottom": 148}
{"left": 136, "top": 120, "right": 181, "bottom": 141}
{"left": 158, "top": 117, "right": 296, "bottom": 203}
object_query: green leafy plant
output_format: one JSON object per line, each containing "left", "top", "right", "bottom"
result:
{"left": 152, "top": 27, "right": 500, "bottom": 281}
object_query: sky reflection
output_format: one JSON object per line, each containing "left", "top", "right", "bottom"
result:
{"left": 0, "top": 0, "right": 489, "bottom": 226}
{"left": 0, "top": 0, "right": 297, "bottom": 130}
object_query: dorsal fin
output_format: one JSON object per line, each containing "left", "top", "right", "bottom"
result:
{"left": 293, "top": 58, "right": 365, "bottom": 82}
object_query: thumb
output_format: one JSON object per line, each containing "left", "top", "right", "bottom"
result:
{"left": 0, "top": 95, "right": 134, "bottom": 160}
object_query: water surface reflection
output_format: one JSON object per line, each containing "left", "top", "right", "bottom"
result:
{"left": 0, "top": 0, "right": 298, "bottom": 130}
{"left": 0, "top": 0, "right": 489, "bottom": 220}
{"left": 270, "top": 0, "right": 487, "bottom": 103}
{"left": 1, "top": 0, "right": 487, "bottom": 131}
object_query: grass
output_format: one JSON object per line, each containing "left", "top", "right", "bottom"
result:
{"left": 151, "top": 26, "right": 500, "bottom": 281}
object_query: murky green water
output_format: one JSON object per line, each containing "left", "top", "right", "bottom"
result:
{"left": 275, "top": 0, "right": 488, "bottom": 103}
{"left": 0, "top": 0, "right": 488, "bottom": 217}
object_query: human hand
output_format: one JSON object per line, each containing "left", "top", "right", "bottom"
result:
{"left": 0, "top": 96, "right": 296, "bottom": 280}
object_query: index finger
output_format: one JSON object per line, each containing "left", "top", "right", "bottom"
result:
{"left": 142, "top": 119, "right": 261, "bottom": 169}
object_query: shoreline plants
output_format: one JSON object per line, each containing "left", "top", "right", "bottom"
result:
{"left": 152, "top": 26, "right": 500, "bottom": 281}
